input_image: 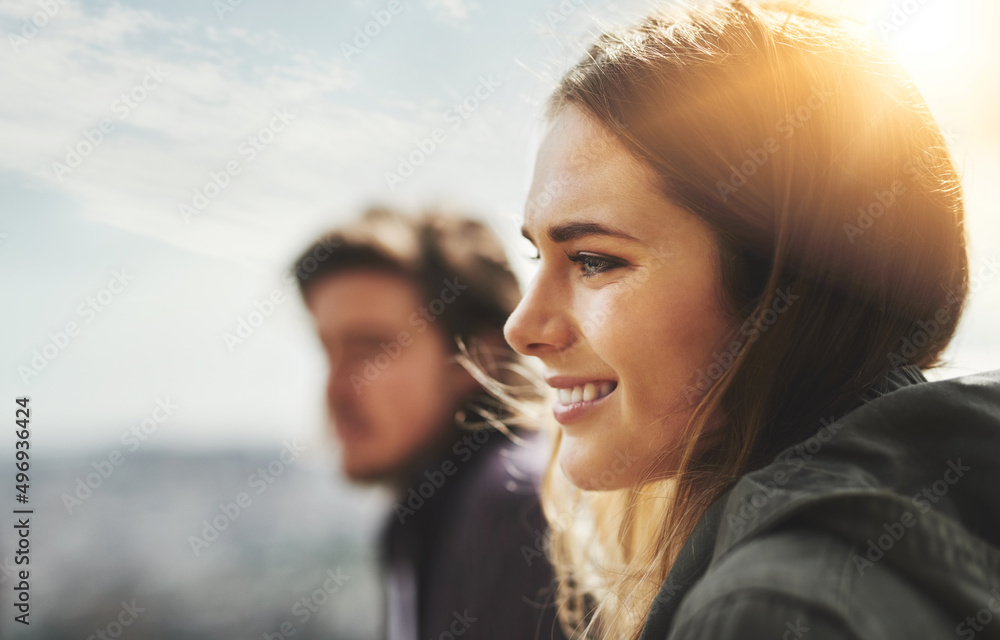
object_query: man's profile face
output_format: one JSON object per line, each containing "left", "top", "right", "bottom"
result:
{"left": 306, "top": 270, "right": 466, "bottom": 482}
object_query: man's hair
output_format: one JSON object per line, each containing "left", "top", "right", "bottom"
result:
{"left": 293, "top": 205, "right": 522, "bottom": 353}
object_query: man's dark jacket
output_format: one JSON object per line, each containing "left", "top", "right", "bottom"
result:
{"left": 639, "top": 366, "right": 1000, "bottom": 639}
{"left": 380, "top": 426, "right": 564, "bottom": 640}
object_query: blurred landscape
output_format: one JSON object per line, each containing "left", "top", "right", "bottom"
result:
{"left": 0, "top": 449, "right": 387, "bottom": 640}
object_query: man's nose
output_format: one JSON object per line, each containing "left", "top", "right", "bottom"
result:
{"left": 326, "top": 359, "right": 358, "bottom": 405}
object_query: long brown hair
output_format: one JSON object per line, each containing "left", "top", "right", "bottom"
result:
{"left": 532, "top": 2, "right": 969, "bottom": 638}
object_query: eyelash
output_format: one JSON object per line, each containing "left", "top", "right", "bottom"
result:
{"left": 527, "top": 250, "right": 623, "bottom": 278}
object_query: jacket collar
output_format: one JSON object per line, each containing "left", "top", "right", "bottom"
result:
{"left": 638, "top": 364, "right": 931, "bottom": 640}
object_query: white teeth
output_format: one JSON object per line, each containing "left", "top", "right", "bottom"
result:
{"left": 556, "top": 382, "right": 616, "bottom": 405}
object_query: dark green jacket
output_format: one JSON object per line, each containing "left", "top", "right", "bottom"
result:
{"left": 639, "top": 366, "right": 1000, "bottom": 640}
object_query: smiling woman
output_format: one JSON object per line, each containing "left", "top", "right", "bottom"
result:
{"left": 486, "top": 2, "right": 1000, "bottom": 640}
{"left": 507, "top": 105, "right": 735, "bottom": 490}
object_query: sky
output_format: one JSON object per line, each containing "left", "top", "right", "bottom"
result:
{"left": 1, "top": 0, "right": 998, "bottom": 457}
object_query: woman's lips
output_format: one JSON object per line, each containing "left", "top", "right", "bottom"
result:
{"left": 550, "top": 380, "right": 618, "bottom": 425}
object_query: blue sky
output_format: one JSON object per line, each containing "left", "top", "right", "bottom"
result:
{"left": 1, "top": 0, "right": 998, "bottom": 456}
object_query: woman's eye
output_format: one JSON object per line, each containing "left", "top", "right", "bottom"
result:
{"left": 566, "top": 252, "right": 623, "bottom": 278}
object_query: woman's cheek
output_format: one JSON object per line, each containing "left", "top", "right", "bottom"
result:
{"left": 578, "top": 282, "right": 637, "bottom": 345}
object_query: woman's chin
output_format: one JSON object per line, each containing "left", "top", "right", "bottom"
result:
{"left": 557, "top": 435, "right": 633, "bottom": 492}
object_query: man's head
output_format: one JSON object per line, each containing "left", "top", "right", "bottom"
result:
{"left": 295, "top": 207, "right": 522, "bottom": 483}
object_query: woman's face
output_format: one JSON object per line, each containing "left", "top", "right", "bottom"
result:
{"left": 504, "top": 105, "right": 735, "bottom": 490}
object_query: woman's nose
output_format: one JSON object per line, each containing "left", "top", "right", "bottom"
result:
{"left": 504, "top": 271, "right": 574, "bottom": 358}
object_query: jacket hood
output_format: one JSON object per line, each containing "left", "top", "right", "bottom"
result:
{"left": 640, "top": 366, "right": 1000, "bottom": 639}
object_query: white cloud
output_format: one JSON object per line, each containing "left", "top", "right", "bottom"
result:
{"left": 0, "top": 1, "right": 439, "bottom": 268}
{"left": 424, "top": 0, "right": 478, "bottom": 23}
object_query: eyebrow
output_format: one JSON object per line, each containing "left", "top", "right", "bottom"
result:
{"left": 520, "top": 221, "right": 641, "bottom": 244}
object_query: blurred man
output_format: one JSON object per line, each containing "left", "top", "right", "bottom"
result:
{"left": 294, "top": 207, "right": 564, "bottom": 640}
